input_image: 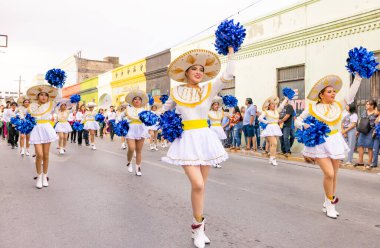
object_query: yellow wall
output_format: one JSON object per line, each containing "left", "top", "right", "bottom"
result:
{"left": 81, "top": 92, "right": 98, "bottom": 104}
{"left": 110, "top": 59, "right": 147, "bottom": 105}
{"left": 80, "top": 76, "right": 99, "bottom": 91}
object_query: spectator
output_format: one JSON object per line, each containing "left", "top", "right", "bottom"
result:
{"left": 254, "top": 107, "right": 261, "bottom": 149}
{"left": 106, "top": 106, "right": 117, "bottom": 141}
{"left": 356, "top": 99, "right": 378, "bottom": 167}
{"left": 229, "top": 106, "right": 243, "bottom": 151}
{"left": 221, "top": 109, "right": 231, "bottom": 148}
{"left": 242, "top": 98, "right": 257, "bottom": 151}
{"left": 98, "top": 108, "right": 105, "bottom": 139}
{"left": 341, "top": 103, "right": 358, "bottom": 165}
{"left": 279, "top": 99, "right": 295, "bottom": 156}
{"left": 370, "top": 106, "right": 380, "bottom": 168}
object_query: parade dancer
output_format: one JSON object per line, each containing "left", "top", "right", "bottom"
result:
{"left": 148, "top": 104, "right": 160, "bottom": 151}
{"left": 124, "top": 90, "right": 150, "bottom": 176}
{"left": 208, "top": 96, "right": 226, "bottom": 168}
{"left": 18, "top": 97, "right": 31, "bottom": 156}
{"left": 76, "top": 105, "right": 89, "bottom": 146}
{"left": 117, "top": 105, "right": 127, "bottom": 149}
{"left": 258, "top": 96, "right": 288, "bottom": 166}
{"left": 54, "top": 99, "right": 73, "bottom": 154}
{"left": 26, "top": 85, "right": 60, "bottom": 189}
{"left": 162, "top": 47, "right": 235, "bottom": 247}
{"left": 295, "top": 74, "right": 362, "bottom": 219}
{"left": 107, "top": 106, "right": 117, "bottom": 141}
{"left": 83, "top": 102, "right": 100, "bottom": 150}
{"left": 68, "top": 109, "right": 77, "bottom": 143}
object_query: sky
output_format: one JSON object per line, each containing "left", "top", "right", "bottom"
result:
{"left": 0, "top": 0, "right": 300, "bottom": 92}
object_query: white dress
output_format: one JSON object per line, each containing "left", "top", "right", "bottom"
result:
{"left": 295, "top": 76, "right": 362, "bottom": 159}
{"left": 161, "top": 55, "right": 235, "bottom": 166}
{"left": 28, "top": 97, "right": 59, "bottom": 145}
{"left": 208, "top": 109, "right": 227, "bottom": 140}
{"left": 55, "top": 110, "right": 73, "bottom": 133}
{"left": 83, "top": 110, "right": 100, "bottom": 130}
{"left": 147, "top": 110, "right": 160, "bottom": 131}
{"left": 258, "top": 100, "right": 287, "bottom": 137}
{"left": 125, "top": 106, "right": 149, "bottom": 140}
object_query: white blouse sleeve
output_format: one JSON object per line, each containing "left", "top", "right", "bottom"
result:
{"left": 342, "top": 75, "right": 362, "bottom": 107}
{"left": 162, "top": 96, "right": 176, "bottom": 112}
{"left": 277, "top": 98, "right": 288, "bottom": 113}
{"left": 211, "top": 54, "right": 236, "bottom": 98}
{"left": 295, "top": 108, "right": 310, "bottom": 129}
{"left": 258, "top": 112, "right": 268, "bottom": 124}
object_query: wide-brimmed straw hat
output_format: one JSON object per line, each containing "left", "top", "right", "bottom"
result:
{"left": 307, "top": 75, "right": 342, "bottom": 101}
{"left": 86, "top": 102, "right": 97, "bottom": 108}
{"left": 168, "top": 49, "right": 221, "bottom": 83}
{"left": 17, "top": 96, "right": 31, "bottom": 105}
{"left": 57, "top": 98, "right": 75, "bottom": 109}
{"left": 211, "top": 96, "right": 223, "bottom": 105}
{"left": 26, "top": 85, "right": 58, "bottom": 102}
{"left": 262, "top": 96, "right": 280, "bottom": 111}
{"left": 125, "top": 90, "right": 149, "bottom": 106}
{"left": 116, "top": 104, "right": 127, "bottom": 111}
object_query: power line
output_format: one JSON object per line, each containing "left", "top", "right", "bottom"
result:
{"left": 171, "top": 0, "right": 265, "bottom": 48}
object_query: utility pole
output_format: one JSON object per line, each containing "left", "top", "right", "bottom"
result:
{"left": 14, "top": 76, "right": 25, "bottom": 98}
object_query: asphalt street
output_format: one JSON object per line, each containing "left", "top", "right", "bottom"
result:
{"left": 0, "top": 138, "right": 379, "bottom": 248}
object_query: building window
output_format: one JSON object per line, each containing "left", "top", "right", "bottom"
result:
{"left": 219, "top": 77, "right": 236, "bottom": 96}
{"left": 277, "top": 65, "right": 305, "bottom": 115}
{"left": 151, "top": 88, "right": 161, "bottom": 96}
{"left": 355, "top": 52, "right": 380, "bottom": 115}
{"left": 121, "top": 71, "right": 123, "bottom": 76}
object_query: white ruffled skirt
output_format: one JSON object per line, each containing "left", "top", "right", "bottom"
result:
{"left": 126, "top": 124, "right": 149, "bottom": 140}
{"left": 147, "top": 123, "right": 160, "bottom": 131}
{"left": 55, "top": 122, "right": 73, "bottom": 133}
{"left": 303, "top": 132, "right": 349, "bottom": 159}
{"left": 84, "top": 121, "right": 100, "bottom": 130}
{"left": 261, "top": 124, "right": 282, "bottom": 137}
{"left": 210, "top": 126, "right": 227, "bottom": 140}
{"left": 30, "top": 123, "right": 58, "bottom": 145}
{"left": 162, "top": 127, "right": 228, "bottom": 166}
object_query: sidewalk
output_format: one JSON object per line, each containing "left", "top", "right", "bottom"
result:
{"left": 228, "top": 148, "right": 380, "bottom": 174}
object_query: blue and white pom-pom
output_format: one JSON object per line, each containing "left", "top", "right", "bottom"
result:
{"left": 17, "top": 114, "right": 37, "bottom": 134}
{"left": 70, "top": 94, "right": 81, "bottom": 103}
{"left": 72, "top": 122, "right": 84, "bottom": 131}
{"left": 222, "top": 95, "right": 238, "bottom": 107}
{"left": 282, "top": 87, "right": 295, "bottom": 100}
{"left": 160, "top": 94, "right": 169, "bottom": 104}
{"left": 215, "top": 19, "right": 246, "bottom": 55}
{"left": 295, "top": 116, "right": 331, "bottom": 147}
{"left": 108, "top": 119, "right": 116, "bottom": 127}
{"left": 375, "top": 124, "right": 380, "bottom": 139}
{"left": 139, "top": 111, "right": 159, "bottom": 126}
{"left": 10, "top": 116, "right": 22, "bottom": 127}
{"left": 114, "top": 120, "right": 129, "bottom": 137}
{"left": 148, "top": 94, "right": 155, "bottom": 106}
{"left": 45, "top": 68, "right": 67, "bottom": 88}
{"left": 159, "top": 110, "right": 184, "bottom": 142}
{"left": 346, "top": 46, "right": 379, "bottom": 79}
{"left": 259, "top": 117, "right": 268, "bottom": 130}
{"left": 95, "top": 113, "right": 105, "bottom": 123}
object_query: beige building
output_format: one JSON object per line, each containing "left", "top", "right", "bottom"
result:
{"left": 171, "top": 0, "right": 380, "bottom": 116}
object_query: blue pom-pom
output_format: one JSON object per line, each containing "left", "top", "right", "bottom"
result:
{"left": 70, "top": 94, "right": 81, "bottom": 103}
{"left": 375, "top": 124, "right": 380, "bottom": 139}
{"left": 214, "top": 19, "right": 246, "bottom": 55}
{"left": 259, "top": 117, "right": 268, "bottom": 130}
{"left": 282, "top": 87, "right": 295, "bottom": 100}
{"left": 222, "top": 95, "right": 238, "bottom": 107}
{"left": 148, "top": 94, "right": 155, "bottom": 106}
{"left": 10, "top": 116, "right": 22, "bottom": 127}
{"left": 95, "top": 113, "right": 105, "bottom": 123}
{"left": 159, "top": 110, "right": 184, "bottom": 142}
{"left": 108, "top": 119, "right": 116, "bottom": 127}
{"left": 114, "top": 120, "right": 130, "bottom": 137}
{"left": 160, "top": 94, "right": 169, "bottom": 104}
{"left": 139, "top": 111, "right": 159, "bottom": 126}
{"left": 346, "top": 46, "right": 379, "bottom": 79}
{"left": 17, "top": 114, "right": 37, "bottom": 134}
{"left": 295, "top": 116, "right": 331, "bottom": 147}
{"left": 45, "top": 68, "right": 67, "bottom": 88}
{"left": 72, "top": 122, "right": 84, "bottom": 131}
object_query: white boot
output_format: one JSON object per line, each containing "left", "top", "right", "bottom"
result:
{"left": 154, "top": 144, "right": 158, "bottom": 151}
{"left": 191, "top": 218, "right": 206, "bottom": 248}
{"left": 59, "top": 148, "right": 64, "bottom": 155}
{"left": 135, "top": 165, "right": 142, "bottom": 176}
{"left": 127, "top": 162, "right": 133, "bottom": 173}
{"left": 271, "top": 158, "right": 278, "bottom": 166}
{"left": 20, "top": 148, "right": 25, "bottom": 156}
{"left": 323, "top": 196, "right": 339, "bottom": 216}
{"left": 42, "top": 173, "right": 49, "bottom": 187}
{"left": 215, "top": 163, "right": 222, "bottom": 168}
{"left": 121, "top": 143, "right": 126, "bottom": 149}
{"left": 150, "top": 144, "right": 154, "bottom": 151}
{"left": 323, "top": 198, "right": 337, "bottom": 219}
{"left": 92, "top": 144, "right": 96, "bottom": 150}
{"left": 25, "top": 149, "right": 30, "bottom": 156}
{"left": 36, "top": 174, "right": 43, "bottom": 189}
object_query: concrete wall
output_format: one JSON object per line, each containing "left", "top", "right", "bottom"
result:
{"left": 146, "top": 49, "right": 171, "bottom": 98}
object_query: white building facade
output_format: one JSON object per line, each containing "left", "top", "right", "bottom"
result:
{"left": 98, "top": 71, "right": 113, "bottom": 109}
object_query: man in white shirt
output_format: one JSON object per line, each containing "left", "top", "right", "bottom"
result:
{"left": 106, "top": 106, "right": 117, "bottom": 141}
{"left": 4, "top": 102, "right": 19, "bottom": 148}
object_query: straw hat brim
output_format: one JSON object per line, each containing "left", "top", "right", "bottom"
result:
{"left": 27, "top": 85, "right": 58, "bottom": 102}
{"left": 86, "top": 102, "right": 97, "bottom": 108}
{"left": 168, "top": 49, "right": 221, "bottom": 83}
{"left": 307, "top": 75, "right": 342, "bottom": 101}
{"left": 125, "top": 90, "right": 149, "bottom": 106}
{"left": 262, "top": 96, "right": 280, "bottom": 111}
{"left": 211, "top": 96, "right": 223, "bottom": 105}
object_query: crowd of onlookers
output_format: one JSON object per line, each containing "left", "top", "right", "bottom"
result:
{"left": 220, "top": 97, "right": 380, "bottom": 169}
